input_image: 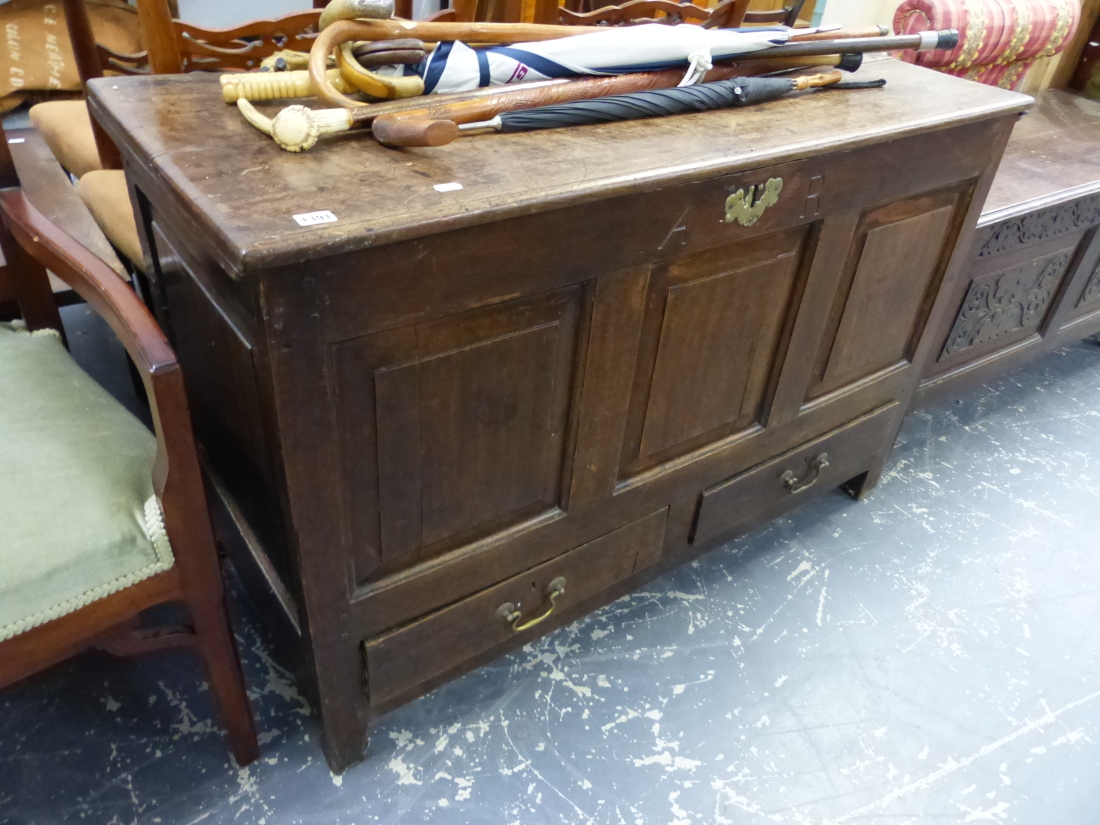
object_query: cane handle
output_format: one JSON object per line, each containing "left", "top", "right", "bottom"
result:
{"left": 371, "top": 115, "right": 459, "bottom": 147}
{"left": 336, "top": 42, "right": 424, "bottom": 99}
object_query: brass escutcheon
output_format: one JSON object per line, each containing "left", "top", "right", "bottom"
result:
{"left": 724, "top": 177, "right": 783, "bottom": 227}
{"left": 780, "top": 453, "right": 829, "bottom": 495}
{"left": 497, "top": 577, "right": 567, "bottom": 632}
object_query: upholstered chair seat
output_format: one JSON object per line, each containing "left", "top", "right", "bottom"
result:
{"left": 75, "top": 170, "right": 145, "bottom": 272}
{"left": 29, "top": 102, "right": 144, "bottom": 272}
{"left": 0, "top": 322, "right": 172, "bottom": 642}
{"left": 28, "top": 100, "right": 103, "bottom": 179}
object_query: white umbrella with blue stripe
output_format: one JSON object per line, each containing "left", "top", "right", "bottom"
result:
{"left": 418, "top": 24, "right": 791, "bottom": 94}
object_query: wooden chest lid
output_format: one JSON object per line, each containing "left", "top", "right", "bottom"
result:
{"left": 87, "top": 58, "right": 1028, "bottom": 276}
{"left": 981, "top": 89, "right": 1100, "bottom": 223}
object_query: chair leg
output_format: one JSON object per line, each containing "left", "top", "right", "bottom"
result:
{"left": 190, "top": 591, "right": 260, "bottom": 766}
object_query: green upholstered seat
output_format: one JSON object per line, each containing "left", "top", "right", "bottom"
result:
{"left": 0, "top": 323, "right": 173, "bottom": 642}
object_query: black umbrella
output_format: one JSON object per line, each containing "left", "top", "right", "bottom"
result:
{"left": 460, "top": 75, "right": 886, "bottom": 135}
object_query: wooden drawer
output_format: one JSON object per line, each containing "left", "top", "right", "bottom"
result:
{"left": 364, "top": 508, "right": 668, "bottom": 708}
{"left": 692, "top": 403, "right": 901, "bottom": 546}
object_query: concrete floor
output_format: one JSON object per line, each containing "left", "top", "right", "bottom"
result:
{"left": 3, "top": 305, "right": 1100, "bottom": 825}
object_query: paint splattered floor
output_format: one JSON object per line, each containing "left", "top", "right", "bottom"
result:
{"left": 3, "top": 306, "right": 1100, "bottom": 825}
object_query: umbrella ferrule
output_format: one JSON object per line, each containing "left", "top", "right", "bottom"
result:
{"left": 459, "top": 116, "right": 503, "bottom": 133}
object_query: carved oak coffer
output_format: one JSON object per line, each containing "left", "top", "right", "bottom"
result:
{"left": 87, "top": 59, "right": 1027, "bottom": 771}
{"left": 920, "top": 90, "right": 1100, "bottom": 399}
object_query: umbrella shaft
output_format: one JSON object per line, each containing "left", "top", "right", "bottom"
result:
{"left": 750, "top": 31, "right": 955, "bottom": 61}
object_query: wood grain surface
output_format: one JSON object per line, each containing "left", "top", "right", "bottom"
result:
{"left": 86, "top": 59, "right": 1027, "bottom": 275}
{"left": 982, "top": 90, "right": 1100, "bottom": 220}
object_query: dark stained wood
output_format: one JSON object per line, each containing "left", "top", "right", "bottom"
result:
{"left": 60, "top": 0, "right": 123, "bottom": 169}
{"left": 627, "top": 228, "right": 807, "bottom": 470}
{"left": 693, "top": 402, "right": 900, "bottom": 546}
{"left": 918, "top": 90, "right": 1100, "bottom": 404}
{"left": 366, "top": 507, "right": 667, "bottom": 708}
{"left": 6, "top": 128, "right": 126, "bottom": 281}
{"left": 741, "top": 0, "right": 807, "bottom": 26}
{"left": 330, "top": 285, "right": 584, "bottom": 581}
{"left": 86, "top": 60, "right": 1028, "bottom": 275}
{"left": 810, "top": 192, "right": 960, "bottom": 398}
{"left": 87, "top": 58, "right": 1028, "bottom": 772}
{"left": 982, "top": 92, "right": 1100, "bottom": 218}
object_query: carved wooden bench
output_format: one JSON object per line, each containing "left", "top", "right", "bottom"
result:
{"left": 919, "top": 90, "right": 1100, "bottom": 400}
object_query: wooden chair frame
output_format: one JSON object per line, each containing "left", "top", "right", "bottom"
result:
{"left": 0, "top": 132, "right": 259, "bottom": 766}
{"left": 557, "top": 0, "right": 805, "bottom": 25}
{"left": 559, "top": 0, "right": 749, "bottom": 27}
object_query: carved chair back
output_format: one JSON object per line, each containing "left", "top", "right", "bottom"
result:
{"left": 133, "top": 0, "right": 327, "bottom": 74}
{"left": 558, "top": 0, "right": 804, "bottom": 26}
{"left": 558, "top": 0, "right": 749, "bottom": 27}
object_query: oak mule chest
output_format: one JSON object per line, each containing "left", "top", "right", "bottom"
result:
{"left": 87, "top": 59, "right": 1028, "bottom": 771}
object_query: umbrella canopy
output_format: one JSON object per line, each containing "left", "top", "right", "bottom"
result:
{"left": 417, "top": 24, "right": 791, "bottom": 94}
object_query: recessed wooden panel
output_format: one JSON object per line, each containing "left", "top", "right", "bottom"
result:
{"left": 157, "top": 229, "right": 292, "bottom": 588}
{"left": 809, "top": 189, "right": 962, "bottom": 399}
{"left": 418, "top": 323, "right": 565, "bottom": 546}
{"left": 619, "top": 227, "right": 810, "bottom": 475}
{"left": 331, "top": 287, "right": 584, "bottom": 582}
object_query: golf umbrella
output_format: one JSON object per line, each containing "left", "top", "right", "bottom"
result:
{"left": 416, "top": 24, "right": 791, "bottom": 94}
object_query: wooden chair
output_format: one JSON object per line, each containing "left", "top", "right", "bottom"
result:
{"left": 29, "top": 0, "right": 327, "bottom": 276}
{"left": 558, "top": 0, "right": 749, "bottom": 27}
{"left": 556, "top": 0, "right": 804, "bottom": 25}
{"left": 741, "top": 0, "right": 807, "bottom": 26}
{"left": 0, "top": 121, "right": 259, "bottom": 766}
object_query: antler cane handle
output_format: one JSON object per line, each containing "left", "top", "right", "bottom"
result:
{"left": 237, "top": 101, "right": 355, "bottom": 152}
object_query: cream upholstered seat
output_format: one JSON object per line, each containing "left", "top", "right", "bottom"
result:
{"left": 0, "top": 322, "right": 173, "bottom": 641}
{"left": 75, "top": 169, "right": 145, "bottom": 272}
{"left": 28, "top": 100, "right": 103, "bottom": 179}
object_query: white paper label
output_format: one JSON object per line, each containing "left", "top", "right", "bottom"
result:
{"left": 433, "top": 182, "right": 463, "bottom": 192}
{"left": 293, "top": 210, "right": 338, "bottom": 227}
{"left": 6, "top": 138, "right": 24, "bottom": 144}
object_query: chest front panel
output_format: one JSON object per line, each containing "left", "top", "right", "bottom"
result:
{"left": 304, "top": 123, "right": 994, "bottom": 599}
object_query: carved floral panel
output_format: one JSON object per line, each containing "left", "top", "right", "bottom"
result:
{"left": 942, "top": 250, "right": 1071, "bottom": 356}
{"left": 1076, "top": 258, "right": 1100, "bottom": 308}
{"left": 979, "top": 194, "right": 1100, "bottom": 259}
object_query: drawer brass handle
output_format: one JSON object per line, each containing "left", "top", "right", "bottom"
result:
{"left": 498, "top": 577, "right": 566, "bottom": 633}
{"left": 724, "top": 177, "right": 783, "bottom": 227}
{"left": 780, "top": 453, "right": 829, "bottom": 495}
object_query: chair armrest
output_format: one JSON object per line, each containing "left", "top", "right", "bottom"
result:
{"left": 0, "top": 188, "right": 173, "bottom": 375}
{"left": 0, "top": 187, "right": 195, "bottom": 506}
